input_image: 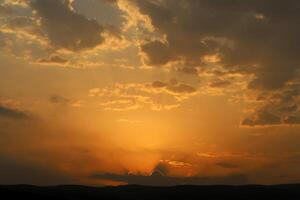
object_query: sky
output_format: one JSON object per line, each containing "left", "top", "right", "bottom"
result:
{"left": 1, "top": 0, "right": 300, "bottom": 186}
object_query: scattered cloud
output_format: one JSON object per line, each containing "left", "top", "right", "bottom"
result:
{"left": 216, "top": 162, "right": 239, "bottom": 169}
{"left": 0, "top": 105, "right": 30, "bottom": 120}
{"left": 116, "top": 0, "right": 300, "bottom": 127}
{"left": 241, "top": 83, "right": 300, "bottom": 127}
{"left": 0, "top": 0, "right": 129, "bottom": 69}
{"left": 242, "top": 110, "right": 281, "bottom": 127}
{"left": 38, "top": 55, "right": 68, "bottom": 65}
{"left": 49, "top": 95, "right": 70, "bottom": 104}
{"left": 89, "top": 79, "right": 197, "bottom": 111}
{"left": 284, "top": 115, "right": 300, "bottom": 125}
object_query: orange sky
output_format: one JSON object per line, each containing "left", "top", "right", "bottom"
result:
{"left": 1, "top": 0, "right": 300, "bottom": 186}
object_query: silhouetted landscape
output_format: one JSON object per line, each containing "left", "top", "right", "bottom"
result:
{"left": 1, "top": 184, "right": 300, "bottom": 200}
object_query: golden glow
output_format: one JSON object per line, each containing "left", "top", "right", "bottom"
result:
{"left": 1, "top": 0, "right": 300, "bottom": 186}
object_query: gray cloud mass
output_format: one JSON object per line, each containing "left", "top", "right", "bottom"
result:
{"left": 0, "top": 105, "right": 30, "bottom": 120}
{"left": 29, "top": 0, "right": 106, "bottom": 51}
{"left": 129, "top": 0, "right": 300, "bottom": 126}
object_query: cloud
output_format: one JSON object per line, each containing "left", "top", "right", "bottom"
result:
{"left": 0, "top": 5, "right": 12, "bottom": 16}
{"left": 3, "top": 0, "right": 29, "bottom": 7}
{"left": 133, "top": 0, "right": 300, "bottom": 91}
{"left": 152, "top": 79, "right": 197, "bottom": 95}
{"left": 0, "top": 0, "right": 124, "bottom": 54}
{"left": 38, "top": 55, "right": 68, "bottom": 66}
{"left": 284, "top": 115, "right": 300, "bottom": 125}
{"left": 90, "top": 172, "right": 248, "bottom": 186}
{"left": 177, "top": 67, "right": 198, "bottom": 75}
{"left": 141, "top": 40, "right": 172, "bottom": 66}
{"left": 151, "top": 81, "right": 167, "bottom": 88}
{"left": 216, "top": 162, "right": 239, "bottom": 169}
{"left": 159, "top": 159, "right": 192, "bottom": 169}
{"left": 0, "top": 0, "right": 130, "bottom": 71}
{"left": 49, "top": 95, "right": 83, "bottom": 108}
{"left": 130, "top": 0, "right": 300, "bottom": 125}
{"left": 0, "top": 156, "right": 74, "bottom": 185}
{"left": 2, "top": 15, "right": 42, "bottom": 36}
{"left": 0, "top": 105, "right": 30, "bottom": 120}
{"left": 209, "top": 79, "right": 232, "bottom": 88}
{"left": 241, "top": 83, "right": 300, "bottom": 127}
{"left": 279, "top": 104, "right": 298, "bottom": 113}
{"left": 49, "top": 95, "right": 70, "bottom": 104}
{"left": 242, "top": 110, "right": 281, "bottom": 127}
{"left": 100, "top": 0, "right": 118, "bottom": 4}
{"left": 167, "top": 83, "right": 196, "bottom": 94}
{"left": 89, "top": 79, "right": 197, "bottom": 111}
{"left": 29, "top": 0, "right": 106, "bottom": 51}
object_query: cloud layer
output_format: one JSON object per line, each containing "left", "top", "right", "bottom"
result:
{"left": 125, "top": 0, "right": 300, "bottom": 126}
{"left": 89, "top": 79, "right": 197, "bottom": 111}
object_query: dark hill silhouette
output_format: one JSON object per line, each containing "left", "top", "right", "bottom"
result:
{"left": 90, "top": 172, "right": 248, "bottom": 186}
{"left": 1, "top": 184, "right": 300, "bottom": 200}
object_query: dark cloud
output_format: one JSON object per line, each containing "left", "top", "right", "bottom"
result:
{"left": 242, "top": 110, "right": 281, "bottom": 127}
{"left": 279, "top": 104, "right": 298, "bottom": 113}
{"left": 177, "top": 67, "right": 198, "bottom": 75}
{"left": 216, "top": 162, "right": 239, "bottom": 169}
{"left": 3, "top": 15, "right": 43, "bottom": 38}
{"left": 135, "top": 0, "right": 300, "bottom": 90}
{"left": 167, "top": 83, "right": 196, "bottom": 94}
{"left": 0, "top": 5, "right": 12, "bottom": 16}
{"left": 152, "top": 79, "right": 197, "bottom": 94}
{"left": 90, "top": 172, "right": 248, "bottom": 186}
{"left": 153, "top": 162, "right": 169, "bottom": 175}
{"left": 284, "top": 115, "right": 300, "bottom": 125}
{"left": 0, "top": 156, "right": 73, "bottom": 185}
{"left": 99, "top": 0, "right": 118, "bottom": 4}
{"left": 0, "top": 105, "right": 30, "bottom": 120}
{"left": 242, "top": 84, "right": 300, "bottom": 126}
{"left": 152, "top": 80, "right": 168, "bottom": 88}
{"left": 38, "top": 55, "right": 68, "bottom": 65}
{"left": 49, "top": 95, "right": 70, "bottom": 104}
{"left": 141, "top": 40, "right": 172, "bottom": 66}
{"left": 29, "top": 0, "right": 106, "bottom": 51}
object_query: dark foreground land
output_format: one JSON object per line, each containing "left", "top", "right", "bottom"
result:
{"left": 1, "top": 184, "right": 300, "bottom": 200}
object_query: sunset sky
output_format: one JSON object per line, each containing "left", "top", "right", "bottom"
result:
{"left": 1, "top": 0, "right": 300, "bottom": 186}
